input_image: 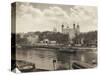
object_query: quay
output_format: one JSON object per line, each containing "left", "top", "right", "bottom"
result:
{"left": 18, "top": 44, "right": 97, "bottom": 52}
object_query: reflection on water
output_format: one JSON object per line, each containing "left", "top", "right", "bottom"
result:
{"left": 16, "top": 48, "right": 97, "bottom": 70}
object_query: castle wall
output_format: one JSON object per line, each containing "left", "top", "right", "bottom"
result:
{"left": 63, "top": 28, "right": 76, "bottom": 40}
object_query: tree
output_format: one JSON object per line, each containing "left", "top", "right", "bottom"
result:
{"left": 16, "top": 33, "right": 28, "bottom": 45}
{"left": 72, "top": 31, "right": 97, "bottom": 46}
{"left": 38, "top": 31, "right": 69, "bottom": 44}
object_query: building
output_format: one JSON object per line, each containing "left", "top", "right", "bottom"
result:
{"left": 40, "top": 39, "right": 57, "bottom": 46}
{"left": 27, "top": 35, "right": 39, "bottom": 45}
{"left": 18, "top": 33, "right": 25, "bottom": 38}
{"left": 61, "top": 23, "right": 80, "bottom": 40}
{"left": 53, "top": 27, "right": 57, "bottom": 33}
{"left": 24, "top": 32, "right": 39, "bottom": 45}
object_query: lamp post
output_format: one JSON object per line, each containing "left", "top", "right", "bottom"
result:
{"left": 53, "top": 59, "right": 56, "bottom": 70}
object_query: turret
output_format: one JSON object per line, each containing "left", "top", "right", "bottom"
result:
{"left": 77, "top": 23, "right": 80, "bottom": 31}
{"left": 76, "top": 23, "right": 80, "bottom": 35}
{"left": 67, "top": 26, "right": 69, "bottom": 28}
{"left": 77, "top": 25, "right": 79, "bottom": 29}
{"left": 73, "top": 23, "right": 76, "bottom": 30}
{"left": 61, "top": 24, "right": 64, "bottom": 33}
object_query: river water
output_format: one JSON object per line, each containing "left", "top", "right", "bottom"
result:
{"left": 16, "top": 48, "right": 97, "bottom": 70}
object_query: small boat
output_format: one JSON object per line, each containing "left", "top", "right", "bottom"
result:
{"left": 11, "top": 60, "right": 35, "bottom": 73}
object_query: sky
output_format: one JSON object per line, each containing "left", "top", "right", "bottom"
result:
{"left": 14, "top": 2, "right": 97, "bottom": 33}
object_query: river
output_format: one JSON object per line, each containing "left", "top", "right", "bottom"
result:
{"left": 16, "top": 47, "right": 97, "bottom": 70}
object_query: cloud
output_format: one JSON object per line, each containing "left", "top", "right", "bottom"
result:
{"left": 70, "top": 6, "right": 97, "bottom": 31}
{"left": 16, "top": 3, "right": 97, "bottom": 33}
{"left": 16, "top": 3, "right": 43, "bottom": 18}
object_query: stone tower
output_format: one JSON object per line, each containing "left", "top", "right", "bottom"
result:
{"left": 76, "top": 24, "right": 80, "bottom": 35}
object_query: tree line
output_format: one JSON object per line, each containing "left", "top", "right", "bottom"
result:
{"left": 15, "top": 30, "right": 97, "bottom": 46}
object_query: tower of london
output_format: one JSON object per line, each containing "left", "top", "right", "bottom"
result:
{"left": 61, "top": 23, "right": 80, "bottom": 40}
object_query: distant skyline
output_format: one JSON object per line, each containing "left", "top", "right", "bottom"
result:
{"left": 14, "top": 2, "right": 97, "bottom": 33}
